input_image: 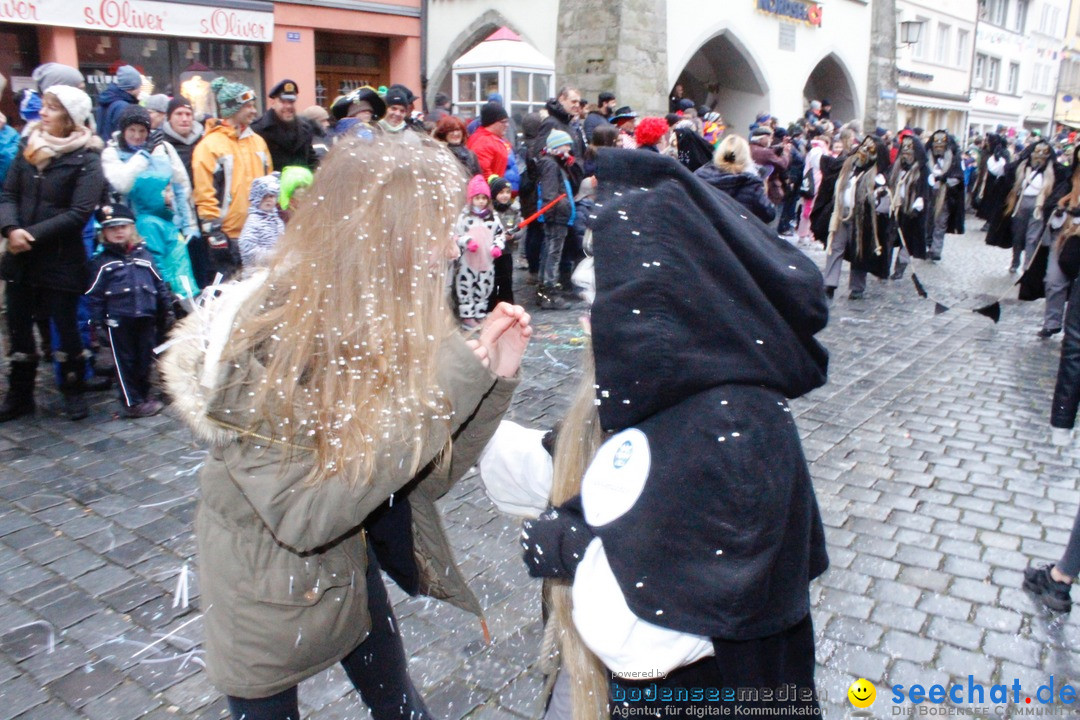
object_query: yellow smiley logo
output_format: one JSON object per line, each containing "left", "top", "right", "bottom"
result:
{"left": 848, "top": 678, "right": 876, "bottom": 708}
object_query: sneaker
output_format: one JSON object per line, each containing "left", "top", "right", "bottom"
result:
{"left": 929, "top": 253, "right": 942, "bottom": 263}
{"left": 1023, "top": 564, "right": 1072, "bottom": 612}
{"left": 536, "top": 286, "right": 570, "bottom": 311}
{"left": 890, "top": 267, "right": 907, "bottom": 281}
{"left": 848, "top": 290, "right": 865, "bottom": 300}
{"left": 62, "top": 394, "right": 88, "bottom": 421}
{"left": 1037, "top": 327, "right": 1063, "bottom": 339}
{"left": 122, "top": 399, "right": 164, "bottom": 419}
{"left": 1009, "top": 266, "right": 1020, "bottom": 275}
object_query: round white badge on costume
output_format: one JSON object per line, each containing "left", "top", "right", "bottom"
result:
{"left": 581, "top": 428, "right": 650, "bottom": 527}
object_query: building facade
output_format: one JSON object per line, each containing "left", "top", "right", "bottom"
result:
{"left": 1, "top": 0, "right": 422, "bottom": 121}
{"left": 895, "top": 0, "right": 978, "bottom": 138}
{"left": 427, "top": 0, "right": 871, "bottom": 137}
{"left": 1055, "top": 0, "right": 1080, "bottom": 128}
{"left": 1023, "top": 0, "right": 1069, "bottom": 135}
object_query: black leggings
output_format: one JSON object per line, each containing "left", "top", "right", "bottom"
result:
{"left": 226, "top": 545, "right": 431, "bottom": 720}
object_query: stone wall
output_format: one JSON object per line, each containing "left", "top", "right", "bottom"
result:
{"left": 554, "top": 0, "right": 668, "bottom": 115}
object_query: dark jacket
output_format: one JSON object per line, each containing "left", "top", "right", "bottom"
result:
{"left": 536, "top": 151, "right": 583, "bottom": 226}
{"left": 155, "top": 119, "right": 205, "bottom": 183}
{"left": 531, "top": 99, "right": 585, "bottom": 161}
{"left": 986, "top": 143, "right": 1069, "bottom": 251}
{"left": 695, "top": 163, "right": 776, "bottom": 223}
{"left": 0, "top": 137, "right": 105, "bottom": 293}
{"left": 85, "top": 241, "right": 174, "bottom": 324}
{"left": 587, "top": 147, "right": 829, "bottom": 640}
{"left": 96, "top": 85, "right": 140, "bottom": 141}
{"left": 1054, "top": 267, "right": 1080, "bottom": 427}
{"left": 447, "top": 143, "right": 481, "bottom": 178}
{"left": 251, "top": 109, "right": 318, "bottom": 171}
{"left": 750, "top": 141, "right": 791, "bottom": 204}
{"left": 583, "top": 110, "right": 610, "bottom": 142}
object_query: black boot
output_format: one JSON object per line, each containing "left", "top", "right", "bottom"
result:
{"left": 58, "top": 356, "right": 89, "bottom": 421}
{"left": 0, "top": 360, "right": 37, "bottom": 422}
{"left": 536, "top": 284, "right": 570, "bottom": 311}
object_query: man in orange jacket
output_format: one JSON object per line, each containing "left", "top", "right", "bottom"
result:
{"left": 193, "top": 77, "right": 272, "bottom": 280}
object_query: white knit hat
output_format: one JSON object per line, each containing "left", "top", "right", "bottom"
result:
{"left": 44, "top": 84, "right": 92, "bottom": 127}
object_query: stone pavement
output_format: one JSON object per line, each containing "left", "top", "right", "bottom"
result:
{"left": 0, "top": 225, "right": 1078, "bottom": 719}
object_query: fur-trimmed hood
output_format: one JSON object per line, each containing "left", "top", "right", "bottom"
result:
{"left": 159, "top": 271, "right": 269, "bottom": 446}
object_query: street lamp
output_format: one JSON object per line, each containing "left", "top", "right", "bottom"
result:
{"left": 899, "top": 20, "right": 924, "bottom": 48}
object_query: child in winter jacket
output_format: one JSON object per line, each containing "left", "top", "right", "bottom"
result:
{"left": 128, "top": 170, "right": 198, "bottom": 301}
{"left": 238, "top": 173, "right": 285, "bottom": 277}
{"left": 453, "top": 175, "right": 506, "bottom": 325}
{"left": 488, "top": 176, "right": 522, "bottom": 307}
{"left": 85, "top": 204, "right": 175, "bottom": 418}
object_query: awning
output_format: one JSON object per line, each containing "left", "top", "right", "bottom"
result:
{"left": 897, "top": 94, "right": 972, "bottom": 113}
{"left": 2, "top": 0, "right": 274, "bottom": 43}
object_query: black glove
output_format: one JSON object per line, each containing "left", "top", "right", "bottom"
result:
{"left": 204, "top": 223, "right": 240, "bottom": 280}
{"left": 144, "top": 134, "right": 161, "bottom": 155}
{"left": 521, "top": 496, "right": 595, "bottom": 579}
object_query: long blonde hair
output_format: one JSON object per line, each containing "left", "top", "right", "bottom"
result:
{"left": 713, "top": 134, "right": 751, "bottom": 174}
{"left": 224, "top": 135, "right": 466, "bottom": 484}
{"left": 540, "top": 349, "right": 610, "bottom": 719}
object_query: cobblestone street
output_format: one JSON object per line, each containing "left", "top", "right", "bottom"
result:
{"left": 1, "top": 224, "right": 1079, "bottom": 719}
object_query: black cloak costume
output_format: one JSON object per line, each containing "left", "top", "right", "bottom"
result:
{"left": 819, "top": 136, "right": 894, "bottom": 280}
{"left": 520, "top": 148, "right": 830, "bottom": 710}
{"left": 809, "top": 152, "right": 846, "bottom": 246}
{"left": 927, "top": 130, "right": 966, "bottom": 235}
{"left": 973, "top": 133, "right": 1010, "bottom": 221}
{"left": 890, "top": 134, "right": 932, "bottom": 259}
{"left": 672, "top": 124, "right": 715, "bottom": 173}
{"left": 1012, "top": 143, "right": 1076, "bottom": 300}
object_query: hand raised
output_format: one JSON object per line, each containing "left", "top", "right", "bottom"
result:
{"left": 477, "top": 302, "right": 533, "bottom": 378}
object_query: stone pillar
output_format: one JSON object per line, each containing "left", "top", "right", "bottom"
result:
{"left": 864, "top": 0, "right": 899, "bottom": 133}
{"left": 555, "top": 0, "right": 668, "bottom": 115}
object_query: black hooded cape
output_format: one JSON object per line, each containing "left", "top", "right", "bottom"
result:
{"left": 986, "top": 141, "right": 1070, "bottom": 251}
{"left": 585, "top": 148, "right": 830, "bottom": 640}
{"left": 891, "top": 136, "right": 932, "bottom": 260}
{"left": 928, "top": 133, "right": 966, "bottom": 235}
{"left": 974, "top": 134, "right": 1010, "bottom": 221}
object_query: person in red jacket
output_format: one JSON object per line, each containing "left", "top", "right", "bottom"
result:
{"left": 467, "top": 102, "right": 512, "bottom": 179}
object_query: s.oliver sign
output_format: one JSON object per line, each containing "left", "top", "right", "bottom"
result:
{"left": 0, "top": 0, "right": 273, "bottom": 42}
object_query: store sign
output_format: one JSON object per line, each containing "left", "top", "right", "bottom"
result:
{"left": 757, "top": 0, "right": 822, "bottom": 27}
{"left": 1031, "top": 101, "right": 1049, "bottom": 113}
{"left": 984, "top": 94, "right": 1000, "bottom": 106}
{"left": 2, "top": 0, "right": 273, "bottom": 42}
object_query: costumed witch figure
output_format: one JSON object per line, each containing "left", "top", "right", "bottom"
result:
{"left": 926, "top": 130, "right": 965, "bottom": 262}
{"left": 972, "top": 132, "right": 1011, "bottom": 226}
{"left": 520, "top": 147, "right": 830, "bottom": 716}
{"left": 986, "top": 139, "right": 1070, "bottom": 284}
{"left": 888, "top": 132, "right": 932, "bottom": 280}
{"left": 820, "top": 135, "right": 893, "bottom": 300}
{"left": 1018, "top": 144, "right": 1077, "bottom": 337}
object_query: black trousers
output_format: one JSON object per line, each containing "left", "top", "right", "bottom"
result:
{"left": 6, "top": 282, "right": 82, "bottom": 363}
{"left": 105, "top": 316, "right": 156, "bottom": 407}
{"left": 488, "top": 251, "right": 514, "bottom": 310}
{"left": 614, "top": 614, "right": 819, "bottom": 715}
{"left": 226, "top": 544, "right": 431, "bottom": 720}
{"left": 525, "top": 221, "right": 544, "bottom": 274}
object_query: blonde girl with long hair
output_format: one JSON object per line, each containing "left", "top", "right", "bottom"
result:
{"left": 163, "top": 134, "right": 532, "bottom": 720}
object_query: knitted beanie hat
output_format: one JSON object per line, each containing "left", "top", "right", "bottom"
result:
{"left": 31, "top": 62, "right": 84, "bottom": 93}
{"left": 546, "top": 129, "right": 573, "bottom": 153}
{"left": 633, "top": 117, "right": 668, "bottom": 147}
{"left": 211, "top": 76, "right": 255, "bottom": 118}
{"left": 166, "top": 95, "right": 192, "bottom": 120}
{"left": 488, "top": 176, "right": 511, "bottom": 198}
{"left": 118, "top": 104, "right": 152, "bottom": 132}
{"left": 115, "top": 65, "right": 142, "bottom": 92}
{"left": 467, "top": 174, "right": 491, "bottom": 199}
{"left": 480, "top": 102, "right": 508, "bottom": 127}
{"left": 143, "top": 94, "right": 169, "bottom": 114}
{"left": 44, "top": 85, "right": 93, "bottom": 127}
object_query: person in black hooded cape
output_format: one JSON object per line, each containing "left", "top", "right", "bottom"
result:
{"left": 520, "top": 147, "right": 830, "bottom": 714}
{"left": 972, "top": 133, "right": 1011, "bottom": 222}
{"left": 926, "top": 130, "right": 965, "bottom": 261}
{"left": 819, "top": 135, "right": 893, "bottom": 299}
{"left": 889, "top": 132, "right": 932, "bottom": 278}
{"left": 987, "top": 139, "right": 1070, "bottom": 283}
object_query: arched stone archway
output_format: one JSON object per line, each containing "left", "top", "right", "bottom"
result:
{"left": 803, "top": 53, "right": 859, "bottom": 126}
{"left": 672, "top": 30, "right": 769, "bottom": 137}
{"left": 426, "top": 10, "right": 539, "bottom": 111}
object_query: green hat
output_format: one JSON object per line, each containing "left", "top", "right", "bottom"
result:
{"left": 211, "top": 76, "right": 256, "bottom": 118}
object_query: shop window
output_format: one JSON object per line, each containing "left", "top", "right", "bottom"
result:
{"left": 0, "top": 22, "right": 41, "bottom": 129}
{"left": 76, "top": 31, "right": 263, "bottom": 119}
